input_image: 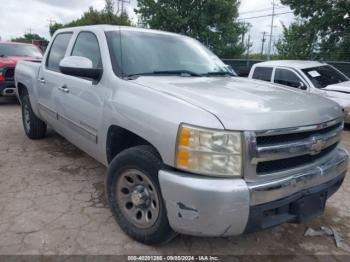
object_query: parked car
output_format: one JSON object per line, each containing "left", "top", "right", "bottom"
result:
{"left": 15, "top": 26, "right": 348, "bottom": 245}
{"left": 248, "top": 60, "right": 350, "bottom": 123}
{"left": 0, "top": 42, "right": 42, "bottom": 97}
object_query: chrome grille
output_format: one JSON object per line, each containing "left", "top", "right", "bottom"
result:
{"left": 256, "top": 122, "right": 342, "bottom": 146}
{"left": 257, "top": 143, "right": 338, "bottom": 175}
{"left": 244, "top": 117, "right": 344, "bottom": 182}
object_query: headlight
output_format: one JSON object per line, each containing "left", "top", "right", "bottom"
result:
{"left": 175, "top": 124, "right": 242, "bottom": 177}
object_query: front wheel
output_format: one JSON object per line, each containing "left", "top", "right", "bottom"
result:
{"left": 21, "top": 94, "right": 47, "bottom": 139}
{"left": 106, "top": 145, "right": 175, "bottom": 245}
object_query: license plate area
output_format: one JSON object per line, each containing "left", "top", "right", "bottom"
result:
{"left": 290, "top": 192, "right": 327, "bottom": 223}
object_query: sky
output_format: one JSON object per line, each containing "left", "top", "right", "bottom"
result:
{"left": 0, "top": 0, "right": 295, "bottom": 54}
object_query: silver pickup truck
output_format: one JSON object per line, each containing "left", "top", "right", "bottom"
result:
{"left": 15, "top": 25, "right": 348, "bottom": 245}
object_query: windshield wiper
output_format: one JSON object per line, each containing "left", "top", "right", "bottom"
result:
{"left": 0, "top": 54, "right": 7, "bottom": 57}
{"left": 125, "top": 70, "right": 235, "bottom": 79}
{"left": 201, "top": 71, "right": 235, "bottom": 77}
{"left": 125, "top": 70, "right": 202, "bottom": 79}
{"left": 153, "top": 70, "right": 202, "bottom": 76}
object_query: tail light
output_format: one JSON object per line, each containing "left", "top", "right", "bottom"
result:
{"left": 0, "top": 68, "right": 5, "bottom": 81}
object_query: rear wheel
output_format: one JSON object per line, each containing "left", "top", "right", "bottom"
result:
{"left": 106, "top": 145, "right": 175, "bottom": 245}
{"left": 21, "top": 94, "right": 47, "bottom": 139}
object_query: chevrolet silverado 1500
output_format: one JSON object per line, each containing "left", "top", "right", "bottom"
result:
{"left": 15, "top": 26, "right": 348, "bottom": 245}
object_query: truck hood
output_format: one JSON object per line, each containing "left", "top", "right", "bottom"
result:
{"left": 134, "top": 76, "right": 342, "bottom": 131}
{"left": 323, "top": 81, "right": 350, "bottom": 94}
{"left": 321, "top": 81, "right": 350, "bottom": 109}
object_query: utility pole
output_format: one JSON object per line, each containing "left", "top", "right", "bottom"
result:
{"left": 48, "top": 19, "right": 56, "bottom": 27}
{"left": 267, "top": 0, "right": 276, "bottom": 60}
{"left": 25, "top": 28, "right": 33, "bottom": 35}
{"left": 261, "top": 31, "right": 267, "bottom": 59}
{"left": 246, "top": 30, "right": 251, "bottom": 67}
{"left": 241, "top": 22, "right": 246, "bottom": 47}
{"left": 310, "top": 32, "right": 318, "bottom": 60}
{"left": 117, "top": 0, "right": 130, "bottom": 14}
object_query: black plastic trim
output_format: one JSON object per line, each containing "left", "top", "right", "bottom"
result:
{"left": 244, "top": 172, "right": 345, "bottom": 233}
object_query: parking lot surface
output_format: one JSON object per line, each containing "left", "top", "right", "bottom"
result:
{"left": 1, "top": 98, "right": 350, "bottom": 256}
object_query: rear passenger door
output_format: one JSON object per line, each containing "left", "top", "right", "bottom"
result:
{"left": 251, "top": 67, "right": 273, "bottom": 82}
{"left": 37, "top": 32, "right": 73, "bottom": 125}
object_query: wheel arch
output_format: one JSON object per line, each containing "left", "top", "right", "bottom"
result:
{"left": 106, "top": 125, "right": 163, "bottom": 164}
{"left": 17, "top": 82, "right": 29, "bottom": 103}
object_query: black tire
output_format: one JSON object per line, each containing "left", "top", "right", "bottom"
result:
{"left": 106, "top": 145, "right": 176, "bottom": 245}
{"left": 21, "top": 94, "right": 47, "bottom": 139}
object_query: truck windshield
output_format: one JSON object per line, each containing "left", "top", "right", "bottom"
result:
{"left": 302, "top": 65, "right": 349, "bottom": 89}
{"left": 0, "top": 43, "right": 43, "bottom": 59}
{"left": 106, "top": 30, "right": 234, "bottom": 78}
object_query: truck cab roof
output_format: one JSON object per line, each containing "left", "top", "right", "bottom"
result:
{"left": 254, "top": 60, "right": 326, "bottom": 70}
{"left": 55, "top": 25, "right": 190, "bottom": 39}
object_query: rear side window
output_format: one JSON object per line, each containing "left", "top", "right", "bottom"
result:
{"left": 274, "top": 68, "right": 302, "bottom": 88}
{"left": 46, "top": 33, "right": 73, "bottom": 71}
{"left": 252, "top": 67, "right": 273, "bottom": 82}
{"left": 71, "top": 32, "right": 102, "bottom": 69}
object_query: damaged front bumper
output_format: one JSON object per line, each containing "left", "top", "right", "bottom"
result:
{"left": 158, "top": 147, "right": 348, "bottom": 237}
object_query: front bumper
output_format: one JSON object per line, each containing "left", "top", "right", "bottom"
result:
{"left": 0, "top": 81, "right": 16, "bottom": 96}
{"left": 158, "top": 147, "right": 348, "bottom": 237}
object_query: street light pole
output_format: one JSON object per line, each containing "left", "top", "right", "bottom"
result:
{"left": 261, "top": 31, "right": 266, "bottom": 59}
{"left": 267, "top": 0, "right": 275, "bottom": 60}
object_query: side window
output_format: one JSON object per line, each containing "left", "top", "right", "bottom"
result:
{"left": 46, "top": 33, "right": 73, "bottom": 71}
{"left": 274, "top": 68, "right": 302, "bottom": 88}
{"left": 252, "top": 67, "right": 273, "bottom": 82}
{"left": 71, "top": 32, "right": 102, "bottom": 69}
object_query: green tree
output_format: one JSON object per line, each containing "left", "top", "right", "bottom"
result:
{"left": 276, "top": 22, "right": 317, "bottom": 59}
{"left": 50, "top": 0, "right": 131, "bottom": 36}
{"left": 11, "top": 33, "right": 48, "bottom": 44}
{"left": 135, "top": 0, "right": 246, "bottom": 58}
{"left": 279, "top": 0, "right": 350, "bottom": 60}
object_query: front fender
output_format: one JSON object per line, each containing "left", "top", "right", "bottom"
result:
{"left": 100, "top": 78, "right": 224, "bottom": 167}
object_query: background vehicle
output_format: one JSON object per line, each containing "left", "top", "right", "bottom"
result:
{"left": 0, "top": 42, "right": 42, "bottom": 97}
{"left": 248, "top": 60, "right": 350, "bottom": 123}
{"left": 15, "top": 26, "right": 348, "bottom": 245}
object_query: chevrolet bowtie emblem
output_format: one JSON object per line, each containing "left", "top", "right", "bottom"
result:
{"left": 311, "top": 139, "right": 325, "bottom": 154}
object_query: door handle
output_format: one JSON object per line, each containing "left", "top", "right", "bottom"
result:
{"left": 38, "top": 77, "right": 46, "bottom": 84}
{"left": 58, "top": 85, "right": 70, "bottom": 93}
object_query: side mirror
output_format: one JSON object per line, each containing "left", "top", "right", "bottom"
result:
{"left": 59, "top": 56, "right": 102, "bottom": 81}
{"left": 298, "top": 81, "right": 307, "bottom": 90}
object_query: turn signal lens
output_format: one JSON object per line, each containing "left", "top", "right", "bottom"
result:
{"left": 178, "top": 127, "right": 190, "bottom": 146}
